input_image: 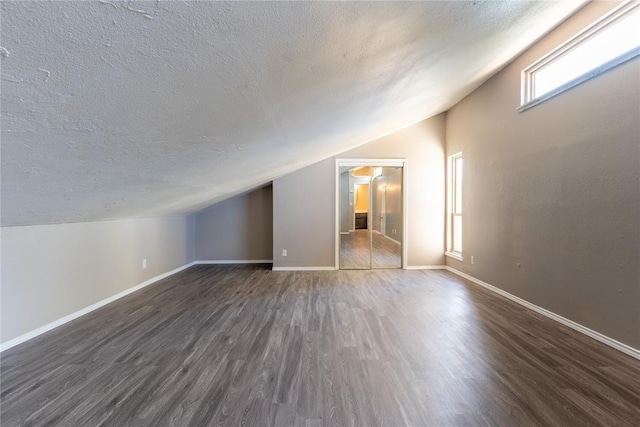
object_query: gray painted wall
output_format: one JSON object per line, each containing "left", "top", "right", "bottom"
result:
{"left": 446, "top": 1, "right": 639, "bottom": 349}
{"left": 273, "top": 114, "right": 446, "bottom": 268}
{"left": 273, "top": 160, "right": 336, "bottom": 268}
{"left": 340, "top": 172, "right": 350, "bottom": 233}
{"left": 1, "top": 216, "right": 195, "bottom": 344}
{"left": 195, "top": 185, "right": 273, "bottom": 261}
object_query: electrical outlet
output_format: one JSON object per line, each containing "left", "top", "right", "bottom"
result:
{"left": 142, "top": 259, "right": 148, "bottom": 269}
{"left": 282, "top": 249, "right": 287, "bottom": 257}
{"left": 471, "top": 256, "right": 475, "bottom": 265}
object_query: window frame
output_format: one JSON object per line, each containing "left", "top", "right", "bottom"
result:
{"left": 446, "top": 152, "right": 463, "bottom": 261}
{"left": 518, "top": 0, "right": 640, "bottom": 112}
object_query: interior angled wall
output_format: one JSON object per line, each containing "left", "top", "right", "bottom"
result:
{"left": 2, "top": 182, "right": 274, "bottom": 348}
{"left": 1, "top": 216, "right": 195, "bottom": 345}
{"left": 445, "top": 1, "right": 640, "bottom": 349}
{"left": 273, "top": 160, "right": 336, "bottom": 268}
{"left": 194, "top": 185, "right": 273, "bottom": 261}
{"left": 273, "top": 113, "right": 446, "bottom": 269}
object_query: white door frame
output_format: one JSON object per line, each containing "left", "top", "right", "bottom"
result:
{"left": 380, "top": 186, "right": 386, "bottom": 236}
{"left": 335, "top": 158, "right": 408, "bottom": 269}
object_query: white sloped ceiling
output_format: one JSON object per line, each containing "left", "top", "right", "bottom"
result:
{"left": 0, "top": 0, "right": 585, "bottom": 226}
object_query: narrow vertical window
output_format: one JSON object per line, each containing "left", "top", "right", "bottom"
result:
{"left": 446, "top": 153, "right": 463, "bottom": 260}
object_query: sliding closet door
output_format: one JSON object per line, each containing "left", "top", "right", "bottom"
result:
{"left": 339, "top": 168, "right": 370, "bottom": 269}
{"left": 338, "top": 162, "right": 404, "bottom": 270}
{"left": 371, "top": 167, "right": 402, "bottom": 268}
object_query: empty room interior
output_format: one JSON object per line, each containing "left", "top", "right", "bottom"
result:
{"left": 1, "top": 0, "right": 639, "bottom": 425}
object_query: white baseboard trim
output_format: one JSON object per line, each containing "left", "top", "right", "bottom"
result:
{"left": 340, "top": 232, "right": 349, "bottom": 235}
{"left": 406, "top": 265, "right": 446, "bottom": 270}
{"left": 274, "top": 266, "right": 446, "bottom": 271}
{"left": 0, "top": 261, "right": 198, "bottom": 353}
{"left": 445, "top": 266, "right": 640, "bottom": 361}
{"left": 193, "top": 260, "right": 273, "bottom": 265}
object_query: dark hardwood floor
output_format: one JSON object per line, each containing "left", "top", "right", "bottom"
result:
{"left": 1, "top": 265, "right": 639, "bottom": 426}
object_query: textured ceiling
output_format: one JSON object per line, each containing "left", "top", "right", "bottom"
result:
{"left": 1, "top": 0, "right": 586, "bottom": 226}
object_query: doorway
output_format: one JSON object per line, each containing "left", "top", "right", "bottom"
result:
{"left": 335, "top": 159, "right": 407, "bottom": 270}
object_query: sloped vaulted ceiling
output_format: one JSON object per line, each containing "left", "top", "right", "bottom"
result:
{"left": 1, "top": 0, "right": 585, "bottom": 226}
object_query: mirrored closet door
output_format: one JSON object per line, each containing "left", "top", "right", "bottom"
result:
{"left": 338, "top": 162, "right": 403, "bottom": 270}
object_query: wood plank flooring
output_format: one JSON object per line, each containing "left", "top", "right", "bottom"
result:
{"left": 1, "top": 265, "right": 639, "bottom": 426}
{"left": 340, "top": 231, "right": 401, "bottom": 269}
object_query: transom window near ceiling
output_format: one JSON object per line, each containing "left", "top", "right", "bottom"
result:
{"left": 519, "top": 1, "right": 640, "bottom": 111}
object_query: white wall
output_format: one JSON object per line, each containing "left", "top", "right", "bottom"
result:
{"left": 446, "top": 1, "right": 639, "bottom": 349}
{"left": 1, "top": 216, "right": 195, "bottom": 344}
{"left": 273, "top": 114, "right": 446, "bottom": 268}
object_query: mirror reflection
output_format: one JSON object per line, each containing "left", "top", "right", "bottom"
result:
{"left": 339, "top": 165, "right": 402, "bottom": 269}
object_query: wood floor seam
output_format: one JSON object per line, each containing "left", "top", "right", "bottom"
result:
{"left": 1, "top": 265, "right": 638, "bottom": 426}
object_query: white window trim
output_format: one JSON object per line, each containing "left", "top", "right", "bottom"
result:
{"left": 518, "top": 1, "right": 640, "bottom": 112}
{"left": 445, "top": 251, "right": 464, "bottom": 262}
{"left": 446, "top": 152, "right": 463, "bottom": 260}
